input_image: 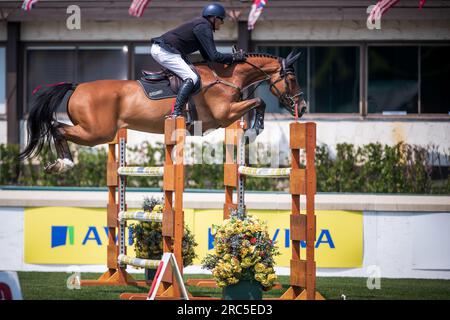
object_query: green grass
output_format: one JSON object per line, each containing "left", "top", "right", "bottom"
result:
{"left": 17, "top": 272, "right": 450, "bottom": 300}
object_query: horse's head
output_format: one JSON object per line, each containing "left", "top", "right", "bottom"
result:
{"left": 268, "top": 51, "right": 307, "bottom": 117}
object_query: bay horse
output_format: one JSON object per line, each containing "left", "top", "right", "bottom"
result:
{"left": 19, "top": 51, "right": 306, "bottom": 173}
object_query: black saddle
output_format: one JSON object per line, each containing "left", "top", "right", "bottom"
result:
{"left": 138, "top": 66, "right": 201, "bottom": 99}
{"left": 137, "top": 66, "right": 201, "bottom": 131}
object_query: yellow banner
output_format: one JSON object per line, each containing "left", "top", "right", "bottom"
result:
{"left": 192, "top": 209, "right": 362, "bottom": 268}
{"left": 24, "top": 207, "right": 362, "bottom": 268}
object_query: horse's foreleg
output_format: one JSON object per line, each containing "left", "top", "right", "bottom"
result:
{"left": 253, "top": 99, "right": 266, "bottom": 135}
{"left": 226, "top": 98, "right": 266, "bottom": 134}
{"left": 225, "top": 98, "right": 263, "bottom": 123}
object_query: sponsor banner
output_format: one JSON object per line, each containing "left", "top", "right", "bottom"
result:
{"left": 24, "top": 207, "right": 362, "bottom": 268}
{"left": 193, "top": 209, "right": 362, "bottom": 268}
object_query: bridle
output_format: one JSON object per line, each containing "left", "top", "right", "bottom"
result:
{"left": 206, "top": 57, "right": 305, "bottom": 118}
{"left": 259, "top": 58, "right": 305, "bottom": 117}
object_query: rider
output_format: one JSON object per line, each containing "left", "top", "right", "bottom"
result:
{"left": 150, "top": 2, "right": 246, "bottom": 117}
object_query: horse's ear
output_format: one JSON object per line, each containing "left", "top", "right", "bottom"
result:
{"left": 286, "top": 51, "right": 294, "bottom": 61}
{"left": 286, "top": 51, "right": 302, "bottom": 67}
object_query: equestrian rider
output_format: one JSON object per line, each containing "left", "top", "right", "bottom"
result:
{"left": 150, "top": 2, "right": 247, "bottom": 117}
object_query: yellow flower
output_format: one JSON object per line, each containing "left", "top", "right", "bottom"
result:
{"left": 263, "top": 266, "right": 273, "bottom": 274}
{"left": 255, "top": 263, "right": 266, "bottom": 273}
{"left": 268, "top": 273, "right": 277, "bottom": 282}
{"left": 254, "top": 273, "right": 265, "bottom": 283}
{"left": 241, "top": 257, "right": 253, "bottom": 268}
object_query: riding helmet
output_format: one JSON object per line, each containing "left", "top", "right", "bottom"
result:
{"left": 202, "top": 3, "right": 226, "bottom": 20}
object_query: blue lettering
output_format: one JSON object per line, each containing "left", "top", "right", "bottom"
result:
{"left": 285, "top": 229, "right": 290, "bottom": 248}
{"left": 285, "top": 229, "right": 310, "bottom": 248}
{"left": 82, "top": 227, "right": 102, "bottom": 245}
{"left": 208, "top": 227, "right": 214, "bottom": 250}
{"left": 272, "top": 229, "right": 280, "bottom": 243}
{"left": 128, "top": 227, "right": 134, "bottom": 246}
{"left": 316, "top": 229, "right": 335, "bottom": 248}
{"left": 103, "top": 226, "right": 119, "bottom": 244}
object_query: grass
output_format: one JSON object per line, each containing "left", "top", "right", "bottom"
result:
{"left": 18, "top": 272, "right": 450, "bottom": 300}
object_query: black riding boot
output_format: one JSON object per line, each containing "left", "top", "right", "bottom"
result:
{"left": 172, "top": 78, "right": 195, "bottom": 117}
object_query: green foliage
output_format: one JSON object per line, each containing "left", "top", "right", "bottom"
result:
{"left": 126, "top": 141, "right": 164, "bottom": 188}
{"left": 0, "top": 143, "right": 107, "bottom": 187}
{"left": 0, "top": 144, "right": 20, "bottom": 185}
{"left": 1, "top": 140, "right": 449, "bottom": 194}
{"left": 129, "top": 197, "right": 198, "bottom": 267}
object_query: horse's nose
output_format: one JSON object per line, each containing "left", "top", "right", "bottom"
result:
{"left": 296, "top": 98, "right": 308, "bottom": 118}
{"left": 298, "top": 97, "right": 308, "bottom": 110}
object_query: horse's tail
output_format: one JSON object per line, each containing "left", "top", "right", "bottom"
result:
{"left": 19, "top": 82, "right": 76, "bottom": 160}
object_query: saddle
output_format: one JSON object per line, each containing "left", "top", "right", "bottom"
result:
{"left": 137, "top": 65, "right": 201, "bottom": 129}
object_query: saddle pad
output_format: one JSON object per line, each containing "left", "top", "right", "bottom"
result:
{"left": 137, "top": 79, "right": 177, "bottom": 100}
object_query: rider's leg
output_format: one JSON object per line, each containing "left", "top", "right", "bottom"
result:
{"left": 150, "top": 44, "right": 199, "bottom": 116}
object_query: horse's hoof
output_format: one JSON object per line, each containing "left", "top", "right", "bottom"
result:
{"left": 44, "top": 158, "right": 74, "bottom": 174}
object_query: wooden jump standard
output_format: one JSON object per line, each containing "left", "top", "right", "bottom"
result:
{"left": 187, "top": 119, "right": 323, "bottom": 300}
{"left": 81, "top": 117, "right": 188, "bottom": 300}
{"left": 231, "top": 120, "right": 323, "bottom": 300}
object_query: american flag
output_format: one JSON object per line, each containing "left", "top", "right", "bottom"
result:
{"left": 129, "top": 0, "right": 152, "bottom": 18}
{"left": 22, "top": 0, "right": 39, "bottom": 11}
{"left": 368, "top": 0, "right": 427, "bottom": 23}
{"left": 248, "top": 0, "right": 267, "bottom": 31}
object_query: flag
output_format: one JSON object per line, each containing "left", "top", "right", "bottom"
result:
{"left": 368, "top": 0, "right": 427, "bottom": 24}
{"left": 129, "top": 0, "right": 152, "bottom": 18}
{"left": 22, "top": 0, "right": 38, "bottom": 11}
{"left": 368, "top": 0, "right": 399, "bottom": 24}
{"left": 248, "top": 0, "right": 267, "bottom": 31}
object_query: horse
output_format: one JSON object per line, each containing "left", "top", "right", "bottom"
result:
{"left": 19, "top": 51, "right": 306, "bottom": 173}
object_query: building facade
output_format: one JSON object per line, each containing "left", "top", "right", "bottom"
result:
{"left": 0, "top": 0, "right": 449, "bottom": 155}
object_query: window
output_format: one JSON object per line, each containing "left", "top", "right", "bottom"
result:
{"left": 368, "top": 46, "right": 418, "bottom": 114}
{"left": 421, "top": 46, "right": 450, "bottom": 114}
{"left": 26, "top": 46, "right": 128, "bottom": 113}
{"left": 309, "top": 47, "right": 359, "bottom": 113}
{"left": 78, "top": 46, "right": 128, "bottom": 82}
{"left": 134, "top": 45, "right": 160, "bottom": 80}
{"left": 256, "top": 45, "right": 359, "bottom": 114}
{"left": 27, "top": 47, "right": 76, "bottom": 113}
{"left": 0, "top": 47, "right": 5, "bottom": 114}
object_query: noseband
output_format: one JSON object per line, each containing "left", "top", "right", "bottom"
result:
{"left": 245, "top": 58, "right": 304, "bottom": 116}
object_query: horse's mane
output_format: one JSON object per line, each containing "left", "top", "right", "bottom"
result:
{"left": 194, "top": 52, "right": 280, "bottom": 66}
{"left": 245, "top": 52, "right": 281, "bottom": 61}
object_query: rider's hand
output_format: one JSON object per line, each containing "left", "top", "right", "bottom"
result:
{"left": 232, "top": 51, "right": 247, "bottom": 63}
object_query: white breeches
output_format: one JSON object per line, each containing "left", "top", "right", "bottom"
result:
{"left": 150, "top": 43, "right": 199, "bottom": 84}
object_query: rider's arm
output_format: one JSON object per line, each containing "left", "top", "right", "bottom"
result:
{"left": 192, "top": 25, "right": 233, "bottom": 64}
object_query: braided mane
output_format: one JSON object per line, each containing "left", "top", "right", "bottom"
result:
{"left": 245, "top": 52, "right": 280, "bottom": 61}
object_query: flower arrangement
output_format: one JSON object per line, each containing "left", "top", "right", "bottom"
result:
{"left": 202, "top": 213, "right": 279, "bottom": 290}
{"left": 130, "top": 197, "right": 198, "bottom": 267}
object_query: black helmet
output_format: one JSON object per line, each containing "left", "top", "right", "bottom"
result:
{"left": 202, "top": 3, "right": 226, "bottom": 20}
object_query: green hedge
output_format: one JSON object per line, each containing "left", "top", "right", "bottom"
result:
{"left": 1, "top": 141, "right": 448, "bottom": 194}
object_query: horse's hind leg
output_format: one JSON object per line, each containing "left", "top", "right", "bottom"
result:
{"left": 44, "top": 123, "right": 75, "bottom": 174}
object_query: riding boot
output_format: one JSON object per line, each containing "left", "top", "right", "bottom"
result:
{"left": 172, "top": 78, "right": 195, "bottom": 117}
